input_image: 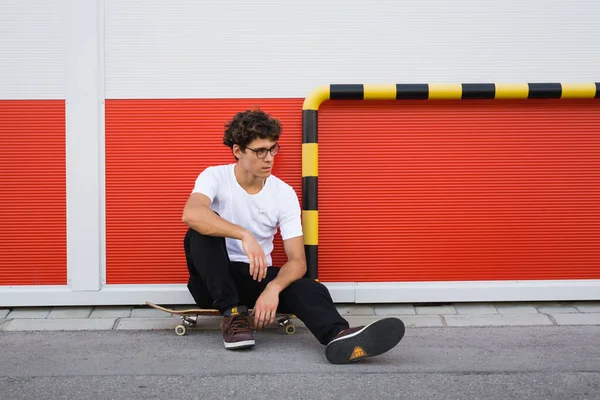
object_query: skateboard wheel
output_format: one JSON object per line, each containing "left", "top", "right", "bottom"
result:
{"left": 175, "top": 325, "right": 187, "bottom": 336}
{"left": 284, "top": 324, "right": 296, "bottom": 335}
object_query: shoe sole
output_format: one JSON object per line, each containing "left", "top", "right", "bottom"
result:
{"left": 325, "top": 317, "right": 405, "bottom": 364}
{"left": 224, "top": 339, "right": 255, "bottom": 350}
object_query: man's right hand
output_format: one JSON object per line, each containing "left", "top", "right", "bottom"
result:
{"left": 241, "top": 231, "right": 268, "bottom": 282}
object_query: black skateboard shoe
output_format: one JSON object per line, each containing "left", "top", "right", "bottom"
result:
{"left": 325, "top": 317, "right": 405, "bottom": 364}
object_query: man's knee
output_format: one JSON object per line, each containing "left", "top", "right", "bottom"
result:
{"left": 185, "top": 227, "right": 224, "bottom": 250}
{"left": 284, "top": 278, "right": 332, "bottom": 299}
{"left": 185, "top": 227, "right": 207, "bottom": 242}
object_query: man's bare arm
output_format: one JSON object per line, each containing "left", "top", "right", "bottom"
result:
{"left": 266, "top": 236, "right": 307, "bottom": 294}
{"left": 254, "top": 235, "right": 307, "bottom": 328}
{"left": 182, "top": 193, "right": 268, "bottom": 280}
{"left": 182, "top": 193, "right": 248, "bottom": 240}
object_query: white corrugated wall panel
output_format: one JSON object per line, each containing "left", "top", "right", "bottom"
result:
{"left": 105, "top": 0, "right": 600, "bottom": 99}
{"left": 0, "top": 0, "right": 66, "bottom": 100}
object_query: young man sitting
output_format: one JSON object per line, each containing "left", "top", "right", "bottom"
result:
{"left": 181, "top": 109, "right": 405, "bottom": 364}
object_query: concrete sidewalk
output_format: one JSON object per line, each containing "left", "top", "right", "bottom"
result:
{"left": 1, "top": 301, "right": 599, "bottom": 332}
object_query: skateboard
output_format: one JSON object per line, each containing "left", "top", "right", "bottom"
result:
{"left": 145, "top": 301, "right": 297, "bottom": 336}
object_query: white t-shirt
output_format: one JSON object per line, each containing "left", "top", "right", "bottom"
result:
{"left": 191, "top": 163, "right": 304, "bottom": 265}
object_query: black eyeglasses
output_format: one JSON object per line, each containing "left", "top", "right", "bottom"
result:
{"left": 245, "top": 143, "right": 280, "bottom": 159}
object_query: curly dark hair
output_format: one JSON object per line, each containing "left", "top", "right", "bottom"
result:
{"left": 223, "top": 109, "right": 282, "bottom": 159}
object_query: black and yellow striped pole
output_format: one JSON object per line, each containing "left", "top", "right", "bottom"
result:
{"left": 301, "top": 82, "right": 599, "bottom": 280}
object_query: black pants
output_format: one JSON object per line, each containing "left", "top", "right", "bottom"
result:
{"left": 183, "top": 228, "right": 349, "bottom": 345}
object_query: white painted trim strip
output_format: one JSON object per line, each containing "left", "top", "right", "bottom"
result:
{"left": 355, "top": 280, "right": 600, "bottom": 303}
{"left": 0, "top": 281, "right": 597, "bottom": 307}
{"left": 0, "top": 283, "right": 355, "bottom": 307}
{"left": 65, "top": 0, "right": 103, "bottom": 291}
{"left": 98, "top": 0, "right": 107, "bottom": 285}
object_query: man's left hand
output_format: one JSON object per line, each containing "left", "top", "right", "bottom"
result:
{"left": 253, "top": 284, "right": 280, "bottom": 330}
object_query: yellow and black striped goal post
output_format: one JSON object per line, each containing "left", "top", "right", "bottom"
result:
{"left": 301, "top": 82, "right": 599, "bottom": 279}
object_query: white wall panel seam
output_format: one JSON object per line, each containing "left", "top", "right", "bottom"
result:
{"left": 98, "top": 0, "right": 108, "bottom": 287}
{"left": 65, "top": 0, "right": 103, "bottom": 291}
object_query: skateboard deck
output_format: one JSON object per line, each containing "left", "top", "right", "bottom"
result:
{"left": 145, "top": 301, "right": 297, "bottom": 336}
{"left": 146, "top": 301, "right": 221, "bottom": 316}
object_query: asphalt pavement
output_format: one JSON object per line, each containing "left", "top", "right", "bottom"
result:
{"left": 1, "top": 325, "right": 599, "bottom": 399}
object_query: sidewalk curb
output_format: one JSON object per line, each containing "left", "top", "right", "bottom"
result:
{"left": 2, "top": 318, "right": 116, "bottom": 332}
{"left": 2, "top": 313, "right": 599, "bottom": 332}
{"left": 1, "top": 302, "right": 599, "bottom": 332}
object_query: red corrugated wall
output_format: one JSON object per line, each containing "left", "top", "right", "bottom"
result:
{"left": 0, "top": 100, "right": 67, "bottom": 285}
{"left": 105, "top": 98, "right": 600, "bottom": 284}
{"left": 104, "top": 99, "right": 302, "bottom": 284}
{"left": 318, "top": 99, "right": 600, "bottom": 282}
